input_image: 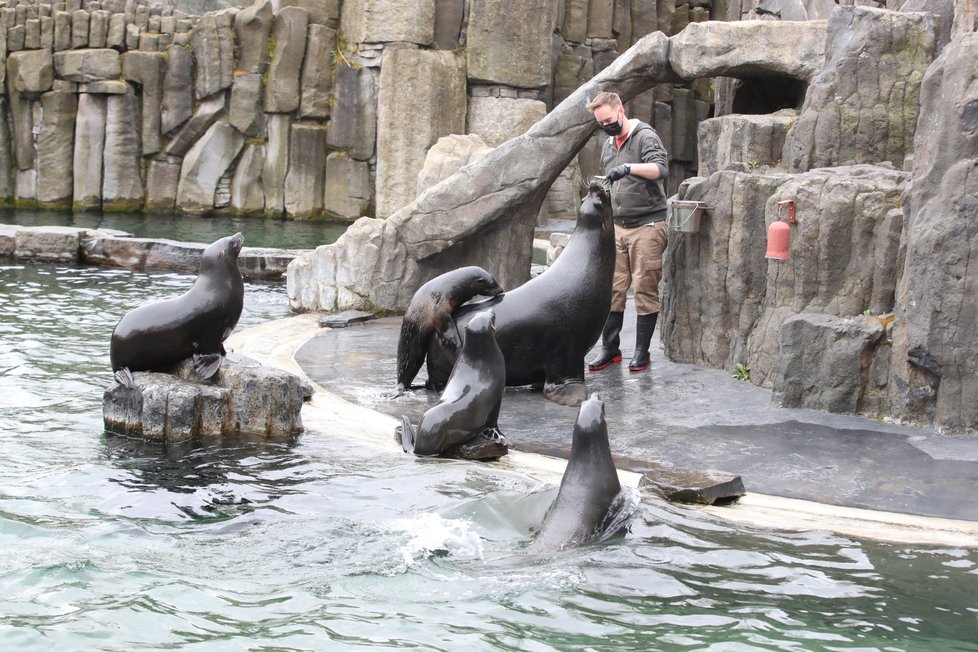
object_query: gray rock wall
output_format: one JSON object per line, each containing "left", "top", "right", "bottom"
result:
{"left": 0, "top": 0, "right": 724, "bottom": 221}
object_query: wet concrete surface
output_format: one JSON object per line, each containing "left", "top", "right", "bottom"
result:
{"left": 295, "top": 302, "right": 978, "bottom": 522}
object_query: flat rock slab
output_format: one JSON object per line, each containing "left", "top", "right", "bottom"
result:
{"left": 319, "top": 310, "right": 378, "bottom": 328}
{"left": 637, "top": 464, "right": 746, "bottom": 505}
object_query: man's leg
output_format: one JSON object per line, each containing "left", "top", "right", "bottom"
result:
{"left": 627, "top": 221, "right": 668, "bottom": 372}
{"left": 588, "top": 225, "right": 630, "bottom": 371}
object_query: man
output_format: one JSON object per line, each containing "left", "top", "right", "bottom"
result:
{"left": 585, "top": 91, "right": 669, "bottom": 373}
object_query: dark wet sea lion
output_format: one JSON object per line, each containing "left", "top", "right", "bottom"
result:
{"left": 110, "top": 233, "right": 245, "bottom": 387}
{"left": 396, "top": 265, "right": 503, "bottom": 392}
{"left": 401, "top": 309, "right": 506, "bottom": 457}
{"left": 532, "top": 394, "right": 622, "bottom": 551}
{"left": 422, "top": 181, "right": 615, "bottom": 406}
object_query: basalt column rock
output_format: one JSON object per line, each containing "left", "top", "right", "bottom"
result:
{"left": 661, "top": 170, "right": 788, "bottom": 370}
{"left": 782, "top": 6, "right": 938, "bottom": 172}
{"left": 375, "top": 48, "right": 465, "bottom": 218}
{"left": 323, "top": 153, "right": 371, "bottom": 220}
{"left": 284, "top": 122, "right": 327, "bottom": 217}
{"left": 230, "top": 142, "right": 265, "bottom": 214}
{"left": 144, "top": 156, "right": 181, "bottom": 212}
{"left": 7, "top": 49, "right": 55, "bottom": 171}
{"left": 190, "top": 13, "right": 233, "bottom": 100}
{"left": 121, "top": 50, "right": 165, "bottom": 155}
{"left": 73, "top": 93, "right": 107, "bottom": 210}
{"left": 262, "top": 113, "right": 290, "bottom": 216}
{"left": 176, "top": 120, "right": 245, "bottom": 213}
{"left": 888, "top": 33, "right": 978, "bottom": 431}
{"left": 0, "top": 98, "right": 15, "bottom": 204}
{"left": 325, "top": 61, "right": 377, "bottom": 161}
{"left": 339, "top": 0, "right": 434, "bottom": 45}
{"left": 264, "top": 6, "right": 308, "bottom": 114}
{"left": 102, "top": 92, "right": 145, "bottom": 211}
{"left": 228, "top": 73, "right": 264, "bottom": 136}
{"left": 746, "top": 165, "right": 909, "bottom": 388}
{"left": 697, "top": 112, "right": 797, "bottom": 177}
{"left": 161, "top": 44, "right": 193, "bottom": 135}
{"left": 465, "top": 96, "right": 547, "bottom": 148}
{"left": 467, "top": 0, "right": 557, "bottom": 88}
{"left": 233, "top": 0, "right": 273, "bottom": 74}
{"left": 298, "top": 23, "right": 335, "bottom": 119}
{"left": 36, "top": 90, "right": 77, "bottom": 209}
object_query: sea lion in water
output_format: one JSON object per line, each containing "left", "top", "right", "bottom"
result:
{"left": 401, "top": 309, "right": 507, "bottom": 457}
{"left": 396, "top": 265, "right": 503, "bottom": 392}
{"left": 531, "top": 394, "right": 623, "bottom": 551}
{"left": 409, "top": 180, "right": 615, "bottom": 406}
{"left": 110, "top": 232, "right": 245, "bottom": 388}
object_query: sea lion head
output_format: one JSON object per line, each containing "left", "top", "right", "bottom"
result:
{"left": 454, "top": 266, "right": 504, "bottom": 300}
{"left": 200, "top": 232, "right": 244, "bottom": 271}
{"left": 579, "top": 178, "right": 612, "bottom": 226}
{"left": 574, "top": 394, "right": 607, "bottom": 448}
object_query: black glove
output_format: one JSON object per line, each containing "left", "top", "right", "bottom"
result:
{"left": 607, "top": 164, "right": 631, "bottom": 182}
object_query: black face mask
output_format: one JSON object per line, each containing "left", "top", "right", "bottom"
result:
{"left": 600, "top": 118, "right": 623, "bottom": 136}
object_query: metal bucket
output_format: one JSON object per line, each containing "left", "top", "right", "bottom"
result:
{"left": 667, "top": 200, "right": 706, "bottom": 233}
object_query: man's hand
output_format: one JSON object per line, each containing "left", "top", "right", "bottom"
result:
{"left": 607, "top": 164, "right": 631, "bottom": 182}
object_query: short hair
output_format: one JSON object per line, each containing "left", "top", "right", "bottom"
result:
{"left": 586, "top": 91, "right": 622, "bottom": 113}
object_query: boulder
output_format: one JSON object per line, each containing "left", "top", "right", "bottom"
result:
{"left": 433, "top": 0, "right": 464, "bottom": 49}
{"left": 264, "top": 6, "right": 308, "bottom": 113}
{"left": 54, "top": 10, "right": 72, "bottom": 51}
{"left": 669, "top": 17, "right": 827, "bottom": 81}
{"left": 375, "top": 48, "right": 466, "bottom": 218}
{"left": 280, "top": 0, "right": 340, "bottom": 26}
{"left": 771, "top": 312, "right": 888, "bottom": 414}
{"left": 176, "top": 121, "right": 245, "bottom": 213}
{"left": 11, "top": 226, "right": 84, "bottom": 263}
{"left": 8, "top": 49, "right": 54, "bottom": 95}
{"left": 71, "top": 9, "right": 90, "bottom": 49}
{"left": 88, "top": 9, "right": 110, "bottom": 47}
{"left": 561, "top": 0, "right": 588, "bottom": 42}
{"left": 102, "top": 355, "right": 310, "bottom": 442}
{"left": 339, "top": 0, "right": 434, "bottom": 45}
{"left": 106, "top": 12, "right": 126, "bottom": 49}
{"left": 416, "top": 134, "right": 491, "bottom": 196}
{"left": 782, "top": 6, "right": 939, "bottom": 172}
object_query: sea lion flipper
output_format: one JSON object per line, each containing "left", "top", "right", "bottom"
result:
{"left": 113, "top": 368, "right": 135, "bottom": 390}
{"left": 193, "top": 353, "right": 223, "bottom": 380}
{"left": 395, "top": 319, "right": 429, "bottom": 391}
{"left": 400, "top": 415, "right": 417, "bottom": 454}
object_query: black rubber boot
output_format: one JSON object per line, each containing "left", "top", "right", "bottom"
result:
{"left": 588, "top": 311, "right": 624, "bottom": 371}
{"left": 628, "top": 313, "right": 658, "bottom": 372}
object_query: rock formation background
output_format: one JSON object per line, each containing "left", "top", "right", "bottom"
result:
{"left": 2, "top": 0, "right": 977, "bottom": 433}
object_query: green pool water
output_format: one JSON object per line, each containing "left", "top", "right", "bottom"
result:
{"left": 1, "top": 259, "right": 976, "bottom": 651}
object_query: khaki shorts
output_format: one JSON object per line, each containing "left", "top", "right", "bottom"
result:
{"left": 611, "top": 221, "right": 668, "bottom": 315}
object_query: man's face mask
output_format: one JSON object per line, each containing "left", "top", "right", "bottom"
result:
{"left": 600, "top": 111, "right": 623, "bottom": 136}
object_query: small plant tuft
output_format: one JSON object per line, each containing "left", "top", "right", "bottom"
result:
{"left": 732, "top": 363, "right": 750, "bottom": 382}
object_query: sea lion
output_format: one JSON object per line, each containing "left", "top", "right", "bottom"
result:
{"left": 396, "top": 265, "right": 503, "bottom": 392}
{"left": 416, "top": 180, "right": 615, "bottom": 406}
{"left": 401, "top": 309, "right": 507, "bottom": 457}
{"left": 110, "top": 232, "right": 245, "bottom": 388}
{"left": 531, "top": 394, "right": 623, "bottom": 552}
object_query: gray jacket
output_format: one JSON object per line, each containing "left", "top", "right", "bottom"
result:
{"left": 599, "top": 120, "right": 669, "bottom": 227}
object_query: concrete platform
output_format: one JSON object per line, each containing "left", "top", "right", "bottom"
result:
{"left": 293, "top": 301, "right": 978, "bottom": 524}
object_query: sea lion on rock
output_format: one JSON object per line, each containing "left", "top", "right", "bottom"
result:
{"left": 110, "top": 232, "right": 245, "bottom": 388}
{"left": 401, "top": 309, "right": 507, "bottom": 458}
{"left": 400, "top": 180, "right": 615, "bottom": 406}
{"left": 396, "top": 266, "right": 503, "bottom": 392}
{"left": 531, "top": 394, "right": 624, "bottom": 552}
